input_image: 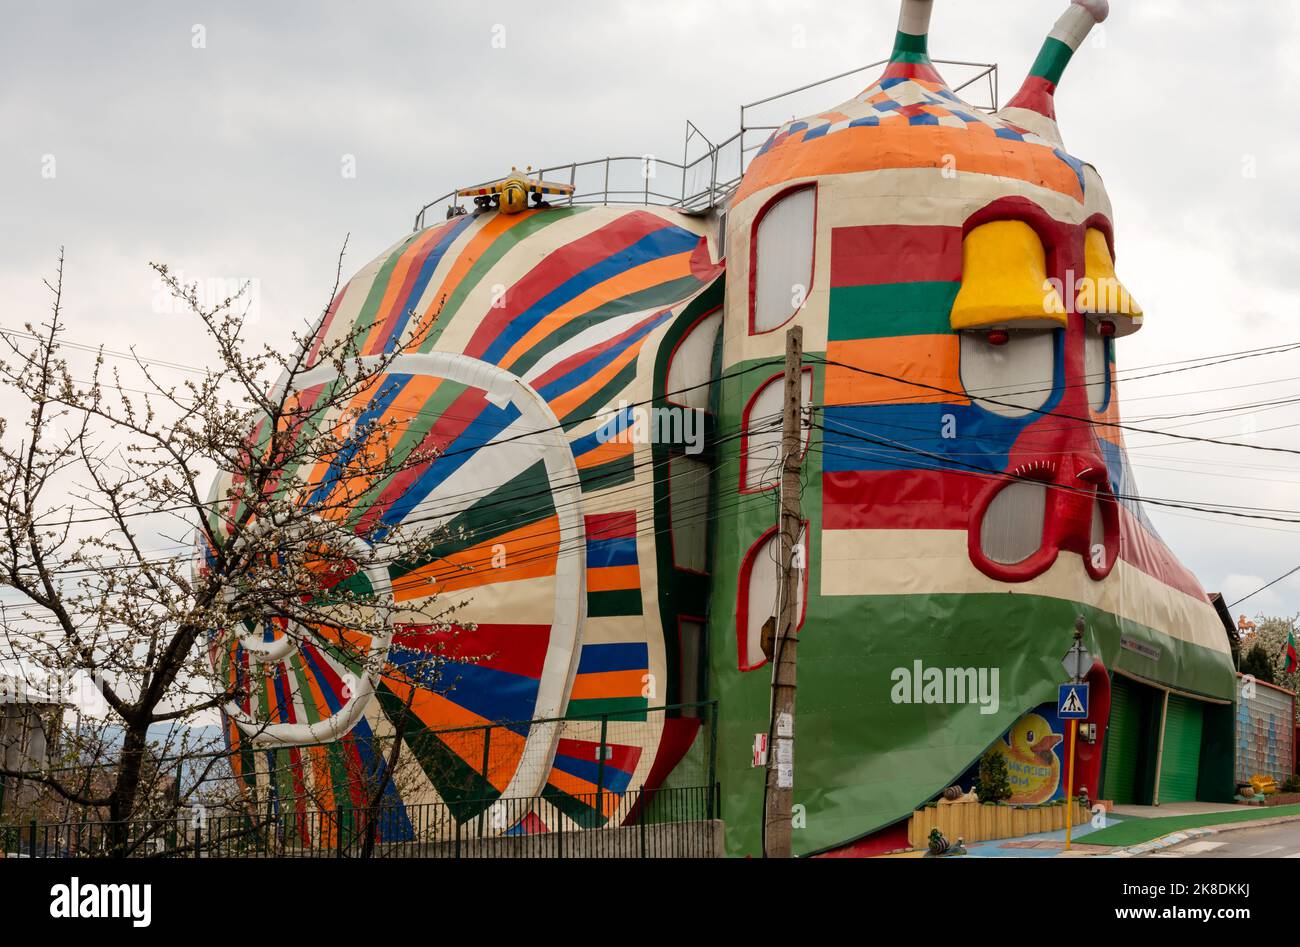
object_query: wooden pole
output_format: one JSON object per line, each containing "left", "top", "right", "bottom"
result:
{"left": 763, "top": 325, "right": 804, "bottom": 858}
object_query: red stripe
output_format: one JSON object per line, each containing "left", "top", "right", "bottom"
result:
{"left": 882, "top": 60, "right": 944, "bottom": 83}
{"left": 528, "top": 306, "right": 672, "bottom": 390}
{"left": 390, "top": 623, "right": 552, "bottom": 678}
{"left": 1006, "top": 76, "right": 1058, "bottom": 121}
{"left": 464, "top": 211, "right": 673, "bottom": 360}
{"left": 308, "top": 286, "right": 349, "bottom": 366}
{"left": 367, "top": 227, "right": 448, "bottom": 354}
{"left": 823, "top": 468, "right": 986, "bottom": 530}
{"left": 585, "top": 511, "right": 637, "bottom": 540}
{"left": 555, "top": 738, "right": 642, "bottom": 774}
{"left": 823, "top": 471, "right": 1211, "bottom": 604}
{"left": 1115, "top": 506, "right": 1207, "bottom": 603}
{"left": 830, "top": 224, "right": 962, "bottom": 287}
{"left": 353, "top": 387, "right": 491, "bottom": 535}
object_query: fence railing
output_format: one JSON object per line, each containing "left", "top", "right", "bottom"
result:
{"left": 412, "top": 58, "right": 998, "bottom": 230}
{"left": 1, "top": 700, "right": 722, "bottom": 858}
{"left": 1, "top": 784, "right": 720, "bottom": 859}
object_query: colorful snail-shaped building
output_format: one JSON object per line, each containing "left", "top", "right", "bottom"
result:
{"left": 210, "top": 0, "right": 1237, "bottom": 855}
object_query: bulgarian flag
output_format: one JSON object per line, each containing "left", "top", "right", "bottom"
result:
{"left": 1285, "top": 629, "right": 1299, "bottom": 675}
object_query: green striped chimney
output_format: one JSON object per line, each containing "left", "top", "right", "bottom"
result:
{"left": 1000, "top": 0, "right": 1109, "bottom": 145}
{"left": 883, "top": 0, "right": 945, "bottom": 84}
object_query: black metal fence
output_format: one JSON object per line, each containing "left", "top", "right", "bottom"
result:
{"left": 1, "top": 783, "right": 719, "bottom": 859}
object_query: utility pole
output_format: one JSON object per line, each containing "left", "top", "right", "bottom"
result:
{"left": 764, "top": 325, "right": 803, "bottom": 858}
{"left": 1064, "top": 615, "right": 1087, "bottom": 851}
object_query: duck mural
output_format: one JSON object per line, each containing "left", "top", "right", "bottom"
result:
{"left": 996, "top": 710, "right": 1065, "bottom": 805}
{"left": 205, "top": 0, "right": 1237, "bottom": 856}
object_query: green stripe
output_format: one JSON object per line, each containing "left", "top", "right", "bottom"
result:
{"left": 342, "top": 378, "right": 473, "bottom": 532}
{"left": 828, "top": 281, "right": 959, "bottom": 340}
{"left": 891, "top": 29, "right": 929, "bottom": 60}
{"left": 418, "top": 208, "right": 588, "bottom": 352}
{"left": 1029, "top": 36, "right": 1075, "bottom": 85}
{"left": 565, "top": 696, "right": 648, "bottom": 721}
{"left": 560, "top": 359, "right": 639, "bottom": 430}
{"left": 540, "top": 783, "right": 607, "bottom": 828}
{"left": 578, "top": 454, "right": 636, "bottom": 493}
{"left": 375, "top": 683, "right": 498, "bottom": 822}
{"left": 587, "top": 588, "right": 643, "bottom": 617}
{"left": 506, "top": 274, "right": 704, "bottom": 377}
{"left": 350, "top": 235, "right": 423, "bottom": 349}
{"left": 389, "top": 460, "right": 556, "bottom": 581}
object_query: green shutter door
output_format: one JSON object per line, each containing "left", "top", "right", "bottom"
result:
{"left": 1104, "top": 676, "right": 1142, "bottom": 804}
{"left": 1158, "top": 695, "right": 1204, "bottom": 803}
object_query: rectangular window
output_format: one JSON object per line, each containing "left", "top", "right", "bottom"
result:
{"left": 669, "top": 456, "right": 711, "bottom": 573}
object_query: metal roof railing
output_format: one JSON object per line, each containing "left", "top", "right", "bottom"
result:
{"left": 412, "top": 58, "right": 998, "bottom": 232}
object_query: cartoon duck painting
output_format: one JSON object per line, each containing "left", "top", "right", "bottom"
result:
{"left": 995, "top": 713, "right": 1063, "bottom": 804}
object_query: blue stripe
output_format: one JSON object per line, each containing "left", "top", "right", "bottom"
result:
{"left": 300, "top": 645, "right": 344, "bottom": 714}
{"left": 577, "top": 642, "right": 648, "bottom": 674}
{"left": 350, "top": 718, "right": 414, "bottom": 840}
{"left": 535, "top": 309, "right": 673, "bottom": 402}
{"left": 821, "top": 332, "right": 1065, "bottom": 473}
{"left": 586, "top": 536, "right": 637, "bottom": 568}
{"left": 550, "top": 752, "right": 634, "bottom": 794}
{"left": 307, "top": 374, "right": 411, "bottom": 508}
{"left": 273, "top": 668, "right": 293, "bottom": 724}
{"left": 571, "top": 407, "right": 634, "bottom": 458}
{"left": 380, "top": 402, "right": 522, "bottom": 529}
{"left": 425, "top": 661, "right": 541, "bottom": 733}
{"left": 478, "top": 226, "right": 701, "bottom": 366}
{"left": 383, "top": 215, "right": 476, "bottom": 353}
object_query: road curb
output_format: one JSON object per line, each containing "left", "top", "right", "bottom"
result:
{"left": 1109, "top": 812, "right": 1300, "bottom": 857}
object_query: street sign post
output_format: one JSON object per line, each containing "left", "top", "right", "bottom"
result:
{"left": 1063, "top": 617, "right": 1089, "bottom": 851}
{"left": 1058, "top": 683, "right": 1090, "bottom": 719}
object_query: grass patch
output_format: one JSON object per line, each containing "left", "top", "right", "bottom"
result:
{"left": 1085, "top": 803, "right": 1300, "bottom": 847}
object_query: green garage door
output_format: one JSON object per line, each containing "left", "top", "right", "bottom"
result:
{"left": 1104, "top": 676, "right": 1143, "bottom": 804}
{"left": 1158, "top": 695, "right": 1204, "bottom": 803}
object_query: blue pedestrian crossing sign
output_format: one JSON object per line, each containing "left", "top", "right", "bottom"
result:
{"left": 1058, "top": 683, "right": 1089, "bottom": 719}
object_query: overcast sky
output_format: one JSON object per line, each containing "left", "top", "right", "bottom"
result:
{"left": 2, "top": 0, "right": 1299, "bottom": 621}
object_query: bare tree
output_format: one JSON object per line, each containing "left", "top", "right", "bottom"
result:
{"left": 0, "top": 248, "right": 462, "bottom": 854}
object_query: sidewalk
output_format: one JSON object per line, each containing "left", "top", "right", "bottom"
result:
{"left": 1080, "top": 802, "right": 1300, "bottom": 850}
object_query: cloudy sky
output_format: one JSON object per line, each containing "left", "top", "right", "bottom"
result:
{"left": 2, "top": 0, "right": 1299, "bottom": 620}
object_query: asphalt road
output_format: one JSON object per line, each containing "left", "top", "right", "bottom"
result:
{"left": 1138, "top": 821, "right": 1300, "bottom": 857}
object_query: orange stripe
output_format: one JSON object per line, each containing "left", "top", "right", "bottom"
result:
{"left": 384, "top": 672, "right": 526, "bottom": 792}
{"left": 575, "top": 438, "right": 633, "bottom": 470}
{"left": 308, "top": 745, "right": 334, "bottom": 815}
{"left": 544, "top": 766, "right": 599, "bottom": 799}
{"left": 499, "top": 253, "right": 692, "bottom": 370}
{"left": 548, "top": 344, "right": 644, "bottom": 419}
{"left": 586, "top": 564, "right": 640, "bottom": 593}
{"left": 316, "top": 374, "right": 443, "bottom": 518}
{"left": 360, "top": 229, "right": 443, "bottom": 354}
{"left": 570, "top": 669, "right": 645, "bottom": 700}
{"left": 414, "top": 212, "right": 533, "bottom": 348}
{"left": 309, "top": 624, "right": 373, "bottom": 658}
{"left": 299, "top": 651, "right": 337, "bottom": 727}
{"left": 393, "top": 515, "right": 561, "bottom": 600}
{"left": 824, "top": 335, "right": 966, "bottom": 407}
{"left": 735, "top": 125, "right": 1084, "bottom": 204}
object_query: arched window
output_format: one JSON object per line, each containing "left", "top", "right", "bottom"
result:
{"left": 666, "top": 309, "right": 722, "bottom": 411}
{"left": 751, "top": 186, "right": 816, "bottom": 333}
{"left": 736, "top": 525, "right": 808, "bottom": 671}
{"left": 740, "top": 369, "right": 812, "bottom": 492}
